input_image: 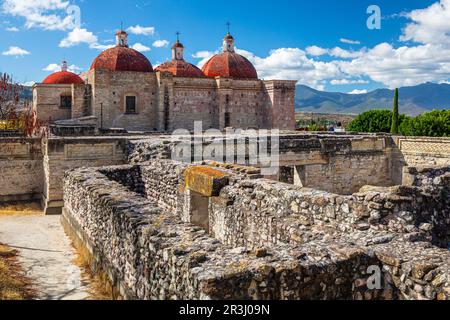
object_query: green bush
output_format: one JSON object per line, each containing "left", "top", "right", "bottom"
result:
{"left": 306, "top": 123, "right": 322, "bottom": 131}
{"left": 347, "top": 110, "right": 408, "bottom": 133}
{"left": 399, "top": 110, "right": 450, "bottom": 137}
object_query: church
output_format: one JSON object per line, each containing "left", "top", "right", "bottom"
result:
{"left": 33, "top": 29, "right": 296, "bottom": 132}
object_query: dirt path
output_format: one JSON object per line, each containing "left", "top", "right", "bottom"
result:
{"left": 0, "top": 212, "right": 90, "bottom": 300}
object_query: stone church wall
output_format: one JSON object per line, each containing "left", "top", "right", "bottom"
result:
{"left": 33, "top": 84, "right": 72, "bottom": 122}
{"left": 162, "top": 76, "right": 218, "bottom": 131}
{"left": 89, "top": 70, "right": 158, "bottom": 131}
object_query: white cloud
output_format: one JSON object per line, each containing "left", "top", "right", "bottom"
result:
{"left": 401, "top": 0, "right": 450, "bottom": 45}
{"left": 192, "top": 51, "right": 216, "bottom": 59}
{"left": 193, "top": 50, "right": 218, "bottom": 67}
{"left": 340, "top": 38, "right": 361, "bottom": 45}
{"left": 153, "top": 40, "right": 169, "bottom": 48}
{"left": 2, "top": 46, "right": 30, "bottom": 56}
{"left": 127, "top": 25, "right": 155, "bottom": 36}
{"left": 43, "top": 63, "right": 81, "bottom": 73}
{"left": 306, "top": 45, "right": 363, "bottom": 59}
{"left": 330, "top": 79, "right": 369, "bottom": 85}
{"left": 131, "top": 43, "right": 151, "bottom": 52}
{"left": 330, "top": 47, "right": 363, "bottom": 59}
{"left": 340, "top": 42, "right": 450, "bottom": 88}
{"left": 59, "top": 28, "right": 113, "bottom": 50}
{"left": 59, "top": 28, "right": 97, "bottom": 47}
{"left": 89, "top": 43, "right": 114, "bottom": 50}
{"left": 21, "top": 81, "right": 35, "bottom": 87}
{"left": 306, "top": 46, "right": 328, "bottom": 56}
{"left": 2, "top": 0, "right": 75, "bottom": 31}
{"left": 6, "top": 26, "right": 19, "bottom": 32}
{"left": 237, "top": 47, "right": 343, "bottom": 89}
{"left": 348, "top": 89, "right": 368, "bottom": 94}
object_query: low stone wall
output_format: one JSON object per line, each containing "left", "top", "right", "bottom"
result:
{"left": 63, "top": 166, "right": 391, "bottom": 300}
{"left": 0, "top": 137, "right": 44, "bottom": 202}
{"left": 207, "top": 165, "right": 448, "bottom": 249}
{"left": 395, "top": 137, "right": 450, "bottom": 167}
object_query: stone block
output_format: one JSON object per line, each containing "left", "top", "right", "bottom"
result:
{"left": 184, "top": 166, "right": 230, "bottom": 197}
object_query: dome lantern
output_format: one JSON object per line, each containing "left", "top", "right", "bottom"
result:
{"left": 223, "top": 23, "right": 235, "bottom": 53}
{"left": 61, "top": 60, "right": 68, "bottom": 72}
{"left": 116, "top": 29, "right": 128, "bottom": 47}
{"left": 172, "top": 32, "right": 184, "bottom": 61}
{"left": 155, "top": 33, "right": 204, "bottom": 77}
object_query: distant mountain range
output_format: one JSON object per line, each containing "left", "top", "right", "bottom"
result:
{"left": 296, "top": 82, "right": 450, "bottom": 116}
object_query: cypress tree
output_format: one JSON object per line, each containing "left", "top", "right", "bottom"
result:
{"left": 391, "top": 88, "right": 399, "bottom": 134}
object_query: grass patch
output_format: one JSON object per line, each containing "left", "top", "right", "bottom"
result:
{"left": 0, "top": 243, "right": 34, "bottom": 300}
{"left": 71, "top": 250, "right": 114, "bottom": 300}
{"left": 0, "top": 202, "right": 43, "bottom": 216}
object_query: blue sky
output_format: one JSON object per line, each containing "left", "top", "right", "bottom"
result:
{"left": 0, "top": 0, "right": 447, "bottom": 93}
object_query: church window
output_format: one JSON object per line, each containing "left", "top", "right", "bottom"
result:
{"left": 60, "top": 95, "right": 72, "bottom": 109}
{"left": 125, "top": 96, "right": 137, "bottom": 114}
{"left": 225, "top": 112, "right": 231, "bottom": 127}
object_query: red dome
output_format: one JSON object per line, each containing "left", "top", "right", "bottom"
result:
{"left": 202, "top": 52, "right": 258, "bottom": 79}
{"left": 90, "top": 46, "right": 153, "bottom": 72}
{"left": 156, "top": 60, "right": 204, "bottom": 77}
{"left": 43, "top": 71, "right": 84, "bottom": 85}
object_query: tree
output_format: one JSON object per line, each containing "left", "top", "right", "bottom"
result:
{"left": 347, "top": 110, "right": 408, "bottom": 133}
{"left": 399, "top": 110, "right": 450, "bottom": 137}
{"left": 0, "top": 73, "right": 22, "bottom": 119}
{"left": 0, "top": 73, "right": 44, "bottom": 137}
{"left": 391, "top": 88, "right": 399, "bottom": 134}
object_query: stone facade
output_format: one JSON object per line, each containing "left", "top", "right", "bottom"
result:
{"left": 41, "top": 137, "right": 128, "bottom": 214}
{"left": 0, "top": 138, "right": 43, "bottom": 202}
{"left": 34, "top": 69, "right": 297, "bottom": 132}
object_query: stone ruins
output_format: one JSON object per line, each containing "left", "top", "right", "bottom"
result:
{"left": 1, "top": 132, "right": 449, "bottom": 300}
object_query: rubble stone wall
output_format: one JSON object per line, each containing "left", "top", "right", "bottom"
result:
{"left": 209, "top": 167, "right": 450, "bottom": 249}
{"left": 62, "top": 166, "right": 389, "bottom": 300}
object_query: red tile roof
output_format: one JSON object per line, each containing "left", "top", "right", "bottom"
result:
{"left": 202, "top": 52, "right": 258, "bottom": 79}
{"left": 43, "top": 71, "right": 84, "bottom": 85}
{"left": 90, "top": 46, "right": 153, "bottom": 72}
{"left": 156, "top": 60, "right": 204, "bottom": 77}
